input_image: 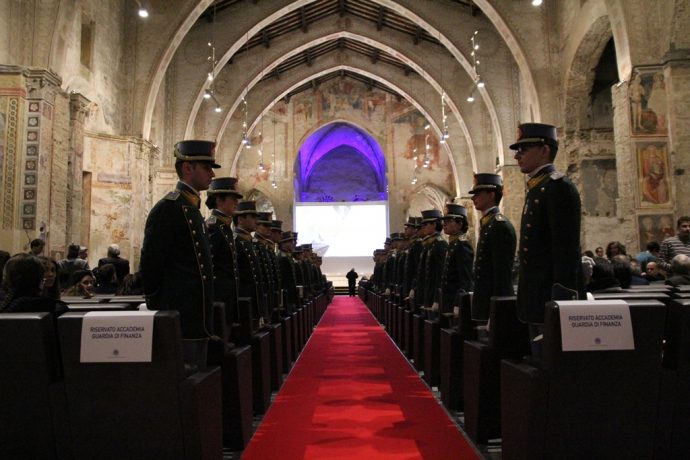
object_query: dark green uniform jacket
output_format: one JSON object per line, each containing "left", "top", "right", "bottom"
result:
{"left": 517, "top": 165, "right": 583, "bottom": 323}
{"left": 207, "top": 210, "right": 239, "bottom": 326}
{"left": 140, "top": 182, "right": 214, "bottom": 339}
{"left": 234, "top": 228, "right": 263, "bottom": 323}
{"left": 472, "top": 208, "right": 516, "bottom": 320}
{"left": 417, "top": 233, "right": 449, "bottom": 309}
{"left": 441, "top": 235, "right": 474, "bottom": 313}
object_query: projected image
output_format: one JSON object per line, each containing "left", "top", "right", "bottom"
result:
{"left": 295, "top": 203, "right": 387, "bottom": 257}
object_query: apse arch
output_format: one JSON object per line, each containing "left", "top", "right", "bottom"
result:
{"left": 295, "top": 121, "right": 387, "bottom": 203}
{"left": 226, "top": 64, "right": 466, "bottom": 196}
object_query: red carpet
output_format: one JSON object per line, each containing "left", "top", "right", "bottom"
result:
{"left": 242, "top": 296, "right": 480, "bottom": 460}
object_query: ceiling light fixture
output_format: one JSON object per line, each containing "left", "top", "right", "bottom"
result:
{"left": 136, "top": 1, "right": 149, "bottom": 18}
{"left": 532, "top": 0, "right": 543, "bottom": 6}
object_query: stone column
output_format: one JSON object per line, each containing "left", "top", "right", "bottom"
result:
{"left": 610, "top": 81, "right": 639, "bottom": 250}
{"left": 66, "top": 93, "right": 90, "bottom": 248}
{"left": 666, "top": 58, "right": 690, "bottom": 215}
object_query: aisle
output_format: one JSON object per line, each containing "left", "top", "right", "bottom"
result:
{"left": 242, "top": 296, "right": 480, "bottom": 460}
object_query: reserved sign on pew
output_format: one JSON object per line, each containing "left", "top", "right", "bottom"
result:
{"left": 80, "top": 311, "right": 156, "bottom": 362}
{"left": 557, "top": 300, "right": 634, "bottom": 351}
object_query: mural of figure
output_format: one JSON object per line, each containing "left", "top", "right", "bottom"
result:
{"left": 404, "top": 115, "right": 440, "bottom": 169}
{"left": 659, "top": 215, "right": 675, "bottom": 239}
{"left": 629, "top": 73, "right": 645, "bottom": 132}
{"left": 640, "top": 144, "right": 669, "bottom": 205}
{"left": 646, "top": 73, "right": 667, "bottom": 133}
{"left": 639, "top": 216, "right": 656, "bottom": 250}
{"left": 594, "top": 168, "right": 617, "bottom": 216}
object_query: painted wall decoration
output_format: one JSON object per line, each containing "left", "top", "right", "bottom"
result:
{"left": 581, "top": 159, "right": 617, "bottom": 217}
{"left": 638, "top": 214, "right": 675, "bottom": 251}
{"left": 636, "top": 141, "right": 670, "bottom": 206}
{"left": 629, "top": 69, "right": 667, "bottom": 136}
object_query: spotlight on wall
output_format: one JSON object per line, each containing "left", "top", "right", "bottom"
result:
{"left": 532, "top": 0, "right": 543, "bottom": 5}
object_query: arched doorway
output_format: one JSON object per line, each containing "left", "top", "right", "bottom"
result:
{"left": 293, "top": 121, "right": 388, "bottom": 278}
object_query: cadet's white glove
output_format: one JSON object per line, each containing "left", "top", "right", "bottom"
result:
{"left": 453, "top": 306, "right": 460, "bottom": 318}
{"left": 384, "top": 288, "right": 391, "bottom": 296}
{"left": 431, "top": 302, "right": 439, "bottom": 312}
{"left": 409, "top": 289, "right": 415, "bottom": 299}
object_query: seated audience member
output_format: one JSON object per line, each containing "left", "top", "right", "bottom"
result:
{"left": 29, "top": 238, "right": 45, "bottom": 256}
{"left": 666, "top": 254, "right": 690, "bottom": 286}
{"left": 629, "top": 259, "right": 650, "bottom": 285}
{"left": 644, "top": 261, "right": 666, "bottom": 282}
{"left": 612, "top": 255, "right": 634, "bottom": 289}
{"left": 587, "top": 262, "right": 621, "bottom": 293}
{"left": 98, "top": 243, "right": 130, "bottom": 285}
{"left": 93, "top": 264, "right": 118, "bottom": 295}
{"left": 0, "top": 254, "right": 67, "bottom": 315}
{"left": 58, "top": 243, "right": 89, "bottom": 286}
{"left": 63, "top": 270, "right": 95, "bottom": 298}
{"left": 606, "top": 241, "right": 627, "bottom": 260}
{"left": 117, "top": 272, "right": 144, "bottom": 295}
{"left": 636, "top": 241, "right": 660, "bottom": 273}
{"left": 38, "top": 256, "right": 61, "bottom": 300}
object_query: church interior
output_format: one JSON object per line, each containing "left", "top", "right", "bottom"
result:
{"left": 2, "top": 0, "right": 690, "bottom": 459}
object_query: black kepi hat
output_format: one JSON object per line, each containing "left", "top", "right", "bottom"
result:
{"left": 174, "top": 140, "right": 221, "bottom": 168}
{"left": 443, "top": 203, "right": 468, "bottom": 219}
{"left": 509, "top": 123, "right": 558, "bottom": 150}
{"left": 468, "top": 173, "right": 503, "bottom": 194}
{"left": 235, "top": 200, "right": 258, "bottom": 215}
{"left": 421, "top": 209, "right": 443, "bottom": 223}
{"left": 280, "top": 231, "right": 297, "bottom": 243}
{"left": 404, "top": 217, "right": 418, "bottom": 228}
{"left": 271, "top": 220, "right": 283, "bottom": 232}
{"left": 257, "top": 212, "right": 272, "bottom": 225}
{"left": 207, "top": 177, "right": 243, "bottom": 198}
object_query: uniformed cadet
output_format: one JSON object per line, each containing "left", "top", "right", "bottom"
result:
{"left": 415, "top": 209, "right": 448, "bottom": 315}
{"left": 255, "top": 212, "right": 279, "bottom": 321}
{"left": 469, "top": 173, "right": 517, "bottom": 321}
{"left": 205, "top": 177, "right": 243, "bottom": 340}
{"left": 140, "top": 139, "right": 219, "bottom": 372}
{"left": 269, "top": 220, "right": 286, "bottom": 312}
{"left": 402, "top": 217, "right": 423, "bottom": 305}
{"left": 233, "top": 201, "right": 265, "bottom": 330}
{"left": 383, "top": 233, "right": 403, "bottom": 295}
{"left": 511, "top": 123, "right": 583, "bottom": 352}
{"left": 440, "top": 203, "right": 474, "bottom": 316}
{"left": 278, "top": 231, "right": 299, "bottom": 311}
{"left": 292, "top": 245, "right": 306, "bottom": 300}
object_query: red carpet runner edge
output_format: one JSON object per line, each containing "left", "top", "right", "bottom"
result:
{"left": 242, "top": 296, "right": 481, "bottom": 460}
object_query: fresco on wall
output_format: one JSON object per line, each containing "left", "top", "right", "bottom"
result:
{"left": 581, "top": 159, "right": 617, "bottom": 217}
{"left": 638, "top": 214, "right": 675, "bottom": 251}
{"left": 629, "top": 69, "right": 667, "bottom": 136}
{"left": 292, "top": 78, "right": 387, "bottom": 141}
{"left": 636, "top": 141, "right": 670, "bottom": 206}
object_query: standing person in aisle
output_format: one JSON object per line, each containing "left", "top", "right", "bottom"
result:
{"left": 140, "top": 140, "right": 219, "bottom": 372}
{"left": 440, "top": 204, "right": 474, "bottom": 316}
{"left": 511, "top": 123, "right": 583, "bottom": 357}
{"left": 205, "top": 177, "right": 244, "bottom": 340}
{"left": 469, "top": 173, "right": 516, "bottom": 322}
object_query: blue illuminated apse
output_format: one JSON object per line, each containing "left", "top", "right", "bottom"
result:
{"left": 296, "top": 122, "right": 388, "bottom": 202}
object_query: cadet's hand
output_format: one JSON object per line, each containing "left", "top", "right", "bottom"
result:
{"left": 409, "top": 289, "right": 415, "bottom": 299}
{"left": 453, "top": 306, "right": 460, "bottom": 318}
{"left": 431, "top": 302, "right": 439, "bottom": 312}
